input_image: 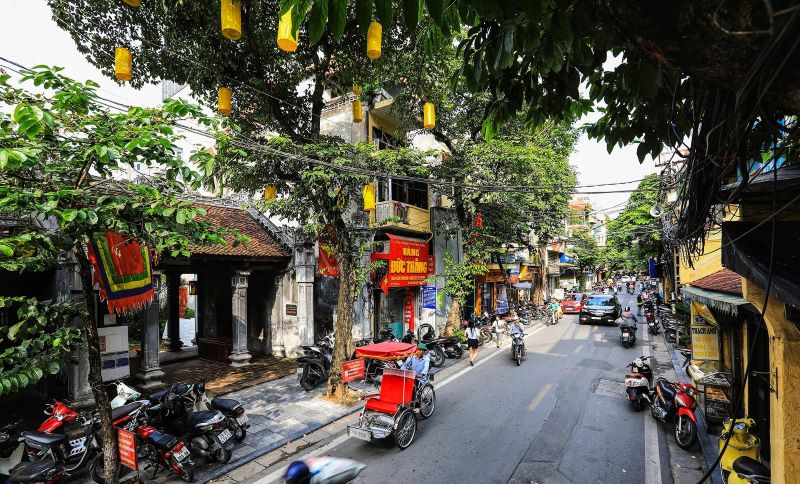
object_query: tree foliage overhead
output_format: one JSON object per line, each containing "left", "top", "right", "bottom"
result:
{"left": 606, "top": 174, "right": 662, "bottom": 268}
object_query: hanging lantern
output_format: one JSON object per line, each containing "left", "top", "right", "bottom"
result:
{"left": 218, "top": 87, "right": 232, "bottom": 116}
{"left": 367, "top": 22, "right": 382, "bottom": 59}
{"left": 220, "top": 0, "right": 242, "bottom": 40}
{"left": 277, "top": 8, "right": 299, "bottom": 52}
{"left": 122, "top": 0, "right": 141, "bottom": 6}
{"left": 114, "top": 47, "right": 132, "bottom": 82}
{"left": 352, "top": 100, "right": 363, "bottom": 123}
{"left": 363, "top": 183, "right": 376, "bottom": 211}
{"left": 352, "top": 83, "right": 362, "bottom": 96}
{"left": 264, "top": 185, "right": 277, "bottom": 201}
{"left": 423, "top": 102, "right": 436, "bottom": 129}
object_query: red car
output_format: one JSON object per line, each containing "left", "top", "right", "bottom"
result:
{"left": 560, "top": 293, "right": 587, "bottom": 313}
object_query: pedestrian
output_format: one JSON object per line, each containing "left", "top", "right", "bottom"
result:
{"left": 492, "top": 314, "right": 505, "bottom": 348}
{"left": 465, "top": 320, "right": 481, "bottom": 366}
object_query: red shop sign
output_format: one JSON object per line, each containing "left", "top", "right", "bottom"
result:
{"left": 342, "top": 358, "right": 366, "bottom": 383}
{"left": 372, "top": 235, "right": 429, "bottom": 295}
{"left": 118, "top": 428, "right": 137, "bottom": 471}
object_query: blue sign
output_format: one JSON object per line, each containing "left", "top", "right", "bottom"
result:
{"left": 422, "top": 286, "right": 437, "bottom": 309}
{"left": 559, "top": 253, "right": 575, "bottom": 265}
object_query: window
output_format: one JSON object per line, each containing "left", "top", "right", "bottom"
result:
{"left": 586, "top": 296, "right": 614, "bottom": 306}
{"left": 390, "top": 179, "right": 428, "bottom": 209}
{"left": 372, "top": 127, "right": 395, "bottom": 151}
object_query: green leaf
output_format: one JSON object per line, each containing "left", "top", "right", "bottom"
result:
{"left": 375, "top": 0, "right": 392, "bottom": 25}
{"left": 60, "top": 209, "right": 78, "bottom": 222}
{"left": 402, "top": 0, "right": 421, "bottom": 32}
{"left": 425, "top": 0, "right": 443, "bottom": 23}
{"left": 0, "top": 244, "right": 13, "bottom": 257}
{"left": 8, "top": 322, "right": 23, "bottom": 340}
{"left": 356, "top": 0, "right": 372, "bottom": 35}
{"left": 16, "top": 373, "right": 28, "bottom": 388}
{"left": 5, "top": 376, "right": 16, "bottom": 393}
{"left": 86, "top": 210, "right": 98, "bottom": 225}
{"left": 30, "top": 367, "right": 44, "bottom": 381}
{"left": 307, "top": 0, "right": 329, "bottom": 45}
{"left": 328, "top": 0, "right": 347, "bottom": 40}
{"left": 45, "top": 361, "right": 61, "bottom": 375}
{"left": 176, "top": 210, "right": 187, "bottom": 224}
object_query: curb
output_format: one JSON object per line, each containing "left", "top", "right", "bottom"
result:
{"left": 666, "top": 345, "right": 724, "bottom": 484}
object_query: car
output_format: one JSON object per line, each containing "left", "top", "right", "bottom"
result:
{"left": 560, "top": 293, "right": 587, "bottom": 313}
{"left": 579, "top": 294, "right": 622, "bottom": 325}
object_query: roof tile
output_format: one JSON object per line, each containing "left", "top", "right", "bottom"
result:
{"left": 690, "top": 268, "right": 742, "bottom": 295}
{"left": 188, "top": 204, "right": 289, "bottom": 259}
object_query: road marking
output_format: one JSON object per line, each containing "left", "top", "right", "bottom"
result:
{"left": 527, "top": 383, "right": 552, "bottom": 411}
{"left": 254, "top": 324, "right": 551, "bottom": 483}
{"left": 573, "top": 344, "right": 584, "bottom": 354}
{"left": 642, "top": 323, "right": 661, "bottom": 484}
{"left": 254, "top": 434, "right": 352, "bottom": 484}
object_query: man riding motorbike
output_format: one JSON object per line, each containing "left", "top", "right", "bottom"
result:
{"left": 621, "top": 307, "right": 638, "bottom": 332}
{"left": 401, "top": 343, "right": 431, "bottom": 385}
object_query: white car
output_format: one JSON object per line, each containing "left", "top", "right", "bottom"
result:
{"left": 620, "top": 276, "right": 633, "bottom": 283}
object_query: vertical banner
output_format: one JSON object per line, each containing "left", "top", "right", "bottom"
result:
{"left": 118, "top": 428, "right": 137, "bottom": 471}
{"left": 404, "top": 288, "right": 415, "bottom": 332}
{"left": 690, "top": 300, "right": 720, "bottom": 360}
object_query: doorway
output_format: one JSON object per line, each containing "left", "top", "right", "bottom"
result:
{"left": 747, "top": 316, "right": 771, "bottom": 461}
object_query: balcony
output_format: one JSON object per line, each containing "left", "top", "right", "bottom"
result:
{"left": 370, "top": 201, "right": 431, "bottom": 234}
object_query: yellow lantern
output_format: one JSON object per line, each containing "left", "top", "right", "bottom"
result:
{"left": 122, "top": 0, "right": 141, "bottom": 6}
{"left": 352, "top": 100, "right": 363, "bottom": 123}
{"left": 115, "top": 47, "right": 132, "bottom": 82}
{"left": 352, "top": 83, "right": 362, "bottom": 96}
{"left": 363, "top": 183, "right": 376, "bottom": 211}
{"left": 277, "top": 8, "right": 299, "bottom": 52}
{"left": 264, "top": 185, "right": 277, "bottom": 201}
{"left": 218, "top": 87, "right": 232, "bottom": 116}
{"left": 423, "top": 102, "right": 436, "bottom": 129}
{"left": 220, "top": 0, "right": 242, "bottom": 40}
{"left": 367, "top": 22, "right": 382, "bottom": 59}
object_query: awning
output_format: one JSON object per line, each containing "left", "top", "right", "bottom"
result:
{"left": 513, "top": 282, "right": 532, "bottom": 290}
{"left": 680, "top": 286, "right": 754, "bottom": 317}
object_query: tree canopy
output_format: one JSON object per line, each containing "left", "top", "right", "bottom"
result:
{"left": 606, "top": 174, "right": 662, "bottom": 269}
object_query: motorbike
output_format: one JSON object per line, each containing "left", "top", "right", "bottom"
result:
{"left": 644, "top": 307, "right": 659, "bottom": 335}
{"left": 31, "top": 400, "right": 107, "bottom": 477}
{"left": 718, "top": 418, "right": 769, "bottom": 484}
{"left": 401, "top": 330, "right": 445, "bottom": 367}
{"left": 297, "top": 333, "right": 334, "bottom": 391}
{"left": 417, "top": 324, "right": 463, "bottom": 359}
{"left": 89, "top": 400, "right": 194, "bottom": 483}
{"left": 0, "top": 418, "right": 25, "bottom": 478}
{"left": 624, "top": 356, "right": 653, "bottom": 411}
{"left": 9, "top": 435, "right": 68, "bottom": 483}
{"left": 510, "top": 333, "right": 526, "bottom": 366}
{"left": 353, "top": 338, "right": 399, "bottom": 385}
{"left": 110, "top": 380, "right": 141, "bottom": 409}
{"left": 619, "top": 321, "right": 637, "bottom": 348}
{"left": 149, "top": 385, "right": 234, "bottom": 464}
{"left": 650, "top": 377, "right": 699, "bottom": 449}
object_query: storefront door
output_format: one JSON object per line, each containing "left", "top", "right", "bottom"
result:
{"left": 747, "top": 317, "right": 771, "bottom": 461}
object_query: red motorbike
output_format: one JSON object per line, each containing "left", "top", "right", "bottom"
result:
{"left": 650, "top": 377, "right": 699, "bottom": 449}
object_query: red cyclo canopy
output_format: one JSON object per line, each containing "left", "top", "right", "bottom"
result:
{"left": 354, "top": 342, "right": 417, "bottom": 360}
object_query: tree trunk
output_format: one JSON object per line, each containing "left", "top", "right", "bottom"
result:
{"left": 325, "top": 232, "right": 355, "bottom": 400}
{"left": 534, "top": 246, "right": 547, "bottom": 305}
{"left": 444, "top": 298, "right": 462, "bottom": 336}
{"left": 73, "top": 246, "right": 119, "bottom": 484}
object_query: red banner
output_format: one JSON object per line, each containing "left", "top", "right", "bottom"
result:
{"left": 318, "top": 242, "right": 338, "bottom": 277}
{"left": 118, "top": 428, "right": 137, "bottom": 471}
{"left": 342, "top": 358, "right": 366, "bottom": 383}
{"left": 372, "top": 235, "right": 429, "bottom": 294}
{"left": 404, "top": 288, "right": 415, "bottom": 331}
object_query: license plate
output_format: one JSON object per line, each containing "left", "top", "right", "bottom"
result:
{"left": 296, "top": 367, "right": 304, "bottom": 374}
{"left": 347, "top": 426, "right": 372, "bottom": 442}
{"left": 236, "top": 415, "right": 249, "bottom": 425}
{"left": 622, "top": 335, "right": 629, "bottom": 340}
{"left": 218, "top": 429, "right": 232, "bottom": 444}
{"left": 174, "top": 446, "right": 190, "bottom": 461}
{"left": 591, "top": 316, "right": 600, "bottom": 320}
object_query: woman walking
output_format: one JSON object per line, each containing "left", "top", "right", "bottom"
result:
{"left": 465, "top": 320, "right": 481, "bottom": 366}
{"left": 492, "top": 314, "right": 505, "bottom": 348}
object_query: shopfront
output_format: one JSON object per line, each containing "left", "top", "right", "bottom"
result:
{"left": 372, "top": 234, "right": 432, "bottom": 337}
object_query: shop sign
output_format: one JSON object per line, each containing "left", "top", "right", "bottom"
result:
{"left": 342, "top": 358, "right": 365, "bottom": 383}
{"left": 372, "top": 235, "right": 429, "bottom": 294}
{"left": 559, "top": 253, "right": 575, "bottom": 266}
{"left": 422, "top": 286, "right": 436, "bottom": 309}
{"left": 404, "top": 289, "right": 415, "bottom": 331}
{"left": 691, "top": 300, "right": 719, "bottom": 360}
{"left": 118, "top": 428, "right": 137, "bottom": 470}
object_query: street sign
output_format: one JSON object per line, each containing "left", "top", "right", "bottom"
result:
{"left": 342, "top": 358, "right": 365, "bottom": 383}
{"left": 118, "top": 428, "right": 137, "bottom": 471}
{"left": 422, "top": 286, "right": 436, "bottom": 309}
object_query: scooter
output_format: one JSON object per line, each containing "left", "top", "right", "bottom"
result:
{"left": 110, "top": 380, "right": 141, "bottom": 409}
{"left": 650, "top": 377, "right": 699, "bottom": 449}
{"left": 297, "top": 333, "right": 334, "bottom": 391}
{"left": 719, "top": 418, "right": 769, "bottom": 483}
{"left": 644, "top": 308, "right": 660, "bottom": 335}
{"left": 0, "top": 418, "right": 25, "bottom": 478}
{"left": 401, "top": 330, "right": 446, "bottom": 368}
{"left": 624, "top": 356, "right": 653, "bottom": 411}
{"left": 417, "top": 325, "right": 464, "bottom": 359}
{"left": 510, "top": 333, "right": 526, "bottom": 366}
{"left": 619, "top": 322, "right": 637, "bottom": 348}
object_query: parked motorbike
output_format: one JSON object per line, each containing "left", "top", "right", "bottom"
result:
{"left": 401, "top": 330, "right": 445, "bottom": 367}
{"left": 650, "top": 377, "right": 699, "bottom": 449}
{"left": 619, "top": 322, "right": 637, "bottom": 348}
{"left": 644, "top": 307, "right": 660, "bottom": 335}
{"left": 719, "top": 418, "right": 769, "bottom": 483}
{"left": 419, "top": 326, "right": 463, "bottom": 360}
{"left": 624, "top": 356, "right": 653, "bottom": 411}
{"left": 297, "top": 333, "right": 334, "bottom": 391}
{"left": 510, "top": 333, "right": 526, "bottom": 366}
{"left": 353, "top": 338, "right": 398, "bottom": 385}
{"left": 9, "top": 435, "right": 67, "bottom": 483}
{"left": 149, "top": 385, "right": 234, "bottom": 464}
{"left": 0, "top": 418, "right": 25, "bottom": 478}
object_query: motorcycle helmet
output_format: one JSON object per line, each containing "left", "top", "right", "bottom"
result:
{"left": 285, "top": 461, "right": 311, "bottom": 484}
{"left": 624, "top": 307, "right": 631, "bottom": 312}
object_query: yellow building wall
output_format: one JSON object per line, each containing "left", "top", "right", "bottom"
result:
{"left": 678, "top": 206, "right": 740, "bottom": 285}
{"left": 742, "top": 277, "right": 800, "bottom": 483}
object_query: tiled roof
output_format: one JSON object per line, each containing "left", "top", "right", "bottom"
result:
{"left": 189, "top": 204, "right": 289, "bottom": 259}
{"left": 690, "top": 269, "right": 742, "bottom": 295}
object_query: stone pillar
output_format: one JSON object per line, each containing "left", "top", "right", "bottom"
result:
{"left": 57, "top": 262, "right": 94, "bottom": 408}
{"left": 270, "top": 273, "right": 287, "bottom": 356}
{"left": 229, "top": 270, "right": 252, "bottom": 367}
{"left": 295, "top": 233, "right": 316, "bottom": 346}
{"left": 166, "top": 272, "right": 182, "bottom": 351}
{"left": 136, "top": 271, "right": 164, "bottom": 388}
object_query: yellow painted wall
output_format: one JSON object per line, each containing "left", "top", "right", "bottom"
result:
{"left": 678, "top": 206, "right": 740, "bottom": 285}
{"left": 742, "top": 277, "right": 800, "bottom": 482}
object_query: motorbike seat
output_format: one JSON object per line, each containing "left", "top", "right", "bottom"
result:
{"left": 0, "top": 418, "right": 22, "bottom": 434}
{"left": 626, "top": 373, "right": 643, "bottom": 379}
{"left": 732, "top": 456, "right": 770, "bottom": 482}
{"left": 210, "top": 397, "right": 242, "bottom": 413}
{"left": 148, "top": 429, "right": 179, "bottom": 450}
{"left": 9, "top": 460, "right": 60, "bottom": 482}
{"left": 657, "top": 379, "right": 677, "bottom": 401}
{"left": 22, "top": 431, "right": 66, "bottom": 446}
{"left": 185, "top": 410, "right": 221, "bottom": 427}
{"left": 150, "top": 383, "right": 190, "bottom": 402}
{"left": 111, "top": 401, "right": 145, "bottom": 421}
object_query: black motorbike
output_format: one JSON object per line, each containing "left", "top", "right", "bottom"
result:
{"left": 644, "top": 306, "right": 660, "bottom": 335}
{"left": 353, "top": 338, "right": 398, "bottom": 385}
{"left": 0, "top": 418, "right": 25, "bottom": 478}
{"left": 9, "top": 433, "right": 67, "bottom": 483}
{"left": 619, "top": 320, "right": 637, "bottom": 348}
{"left": 297, "top": 333, "right": 334, "bottom": 391}
{"left": 149, "top": 385, "right": 234, "bottom": 464}
{"left": 418, "top": 326, "right": 463, "bottom": 359}
{"left": 401, "top": 330, "right": 446, "bottom": 368}
{"left": 510, "top": 333, "right": 526, "bottom": 366}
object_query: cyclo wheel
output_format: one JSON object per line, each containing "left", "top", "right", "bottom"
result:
{"left": 418, "top": 384, "right": 436, "bottom": 418}
{"left": 394, "top": 409, "right": 417, "bottom": 450}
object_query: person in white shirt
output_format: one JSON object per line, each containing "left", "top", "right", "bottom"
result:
{"left": 465, "top": 320, "right": 481, "bottom": 366}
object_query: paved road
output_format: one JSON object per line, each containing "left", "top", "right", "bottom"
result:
{"left": 231, "top": 291, "right": 683, "bottom": 484}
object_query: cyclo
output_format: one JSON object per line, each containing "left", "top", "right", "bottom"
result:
{"left": 346, "top": 342, "right": 436, "bottom": 449}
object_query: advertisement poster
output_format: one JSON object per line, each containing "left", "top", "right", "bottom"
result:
{"left": 422, "top": 286, "right": 436, "bottom": 309}
{"left": 690, "top": 300, "right": 720, "bottom": 360}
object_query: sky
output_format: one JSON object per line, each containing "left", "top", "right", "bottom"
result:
{"left": 1, "top": 0, "right": 660, "bottom": 217}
